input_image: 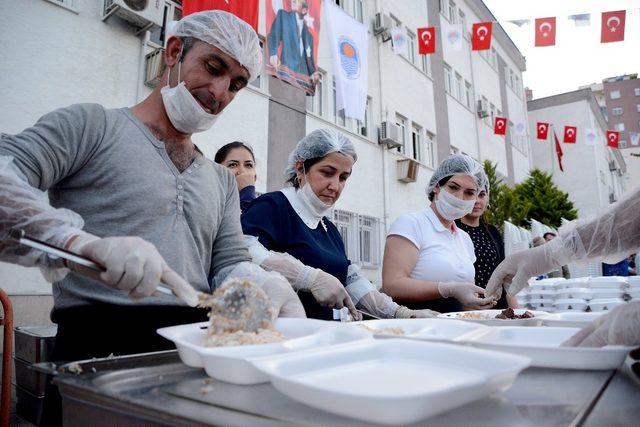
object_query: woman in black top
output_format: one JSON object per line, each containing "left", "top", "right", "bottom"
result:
{"left": 455, "top": 185, "right": 518, "bottom": 309}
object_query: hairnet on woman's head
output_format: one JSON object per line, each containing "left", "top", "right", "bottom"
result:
{"left": 170, "top": 10, "right": 262, "bottom": 81}
{"left": 284, "top": 128, "right": 357, "bottom": 182}
{"left": 427, "top": 154, "right": 487, "bottom": 198}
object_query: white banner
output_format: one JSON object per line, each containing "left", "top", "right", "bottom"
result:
{"left": 325, "top": 0, "right": 368, "bottom": 121}
{"left": 442, "top": 22, "right": 463, "bottom": 51}
{"left": 391, "top": 26, "right": 407, "bottom": 55}
{"left": 585, "top": 128, "right": 597, "bottom": 146}
{"left": 630, "top": 132, "right": 640, "bottom": 146}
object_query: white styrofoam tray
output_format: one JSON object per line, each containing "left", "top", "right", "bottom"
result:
{"left": 351, "top": 318, "right": 488, "bottom": 343}
{"left": 459, "top": 326, "right": 634, "bottom": 369}
{"left": 539, "top": 311, "right": 604, "bottom": 328}
{"left": 588, "top": 276, "right": 628, "bottom": 289}
{"left": 528, "top": 289, "right": 556, "bottom": 300}
{"left": 589, "top": 288, "right": 624, "bottom": 299}
{"left": 589, "top": 298, "right": 626, "bottom": 312}
{"left": 437, "top": 309, "right": 548, "bottom": 326}
{"left": 157, "top": 318, "right": 371, "bottom": 384}
{"left": 554, "top": 287, "right": 594, "bottom": 300}
{"left": 527, "top": 299, "right": 555, "bottom": 310}
{"left": 553, "top": 298, "right": 588, "bottom": 311}
{"left": 253, "top": 339, "right": 531, "bottom": 425}
{"left": 555, "top": 278, "right": 589, "bottom": 290}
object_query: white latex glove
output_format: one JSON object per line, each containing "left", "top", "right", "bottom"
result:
{"left": 260, "top": 274, "right": 307, "bottom": 318}
{"left": 68, "top": 233, "right": 186, "bottom": 299}
{"left": 303, "top": 267, "right": 359, "bottom": 319}
{"left": 437, "top": 281, "right": 496, "bottom": 309}
{"left": 485, "top": 238, "right": 569, "bottom": 298}
{"left": 562, "top": 301, "right": 640, "bottom": 347}
{"left": 395, "top": 306, "right": 439, "bottom": 319}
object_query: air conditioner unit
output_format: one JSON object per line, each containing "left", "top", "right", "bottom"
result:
{"left": 144, "top": 46, "right": 165, "bottom": 88}
{"left": 373, "top": 13, "right": 392, "bottom": 36}
{"left": 103, "top": 0, "right": 164, "bottom": 30}
{"left": 397, "top": 158, "right": 419, "bottom": 183}
{"left": 476, "top": 99, "right": 489, "bottom": 118}
{"left": 379, "top": 121, "right": 402, "bottom": 149}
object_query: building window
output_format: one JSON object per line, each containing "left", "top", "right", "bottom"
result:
{"left": 149, "top": 1, "right": 183, "bottom": 46}
{"left": 357, "top": 97, "right": 372, "bottom": 138}
{"left": 489, "top": 103, "right": 496, "bottom": 127}
{"left": 358, "top": 215, "right": 381, "bottom": 266}
{"left": 610, "top": 90, "right": 621, "bottom": 100}
{"left": 448, "top": 0, "right": 457, "bottom": 24}
{"left": 421, "top": 54, "right": 431, "bottom": 76}
{"left": 612, "top": 107, "right": 623, "bottom": 116}
{"left": 636, "top": 104, "right": 640, "bottom": 113}
{"left": 396, "top": 114, "right": 407, "bottom": 154}
{"left": 619, "top": 140, "right": 627, "bottom": 148}
{"left": 354, "top": 0, "right": 364, "bottom": 23}
{"left": 425, "top": 131, "right": 436, "bottom": 167}
{"left": 306, "top": 70, "right": 324, "bottom": 115}
{"left": 464, "top": 81, "right": 472, "bottom": 109}
{"left": 459, "top": 9, "right": 469, "bottom": 40}
{"left": 332, "top": 77, "right": 346, "bottom": 126}
{"left": 249, "top": 37, "right": 266, "bottom": 89}
{"left": 455, "top": 73, "right": 463, "bottom": 102}
{"left": 491, "top": 48, "right": 498, "bottom": 69}
{"left": 481, "top": 96, "right": 489, "bottom": 125}
{"left": 333, "top": 210, "right": 358, "bottom": 262}
{"left": 635, "top": 88, "right": 640, "bottom": 96}
{"left": 444, "top": 63, "right": 453, "bottom": 95}
{"left": 614, "top": 123, "right": 625, "bottom": 131}
{"left": 514, "top": 75, "right": 521, "bottom": 97}
{"left": 411, "top": 124, "right": 422, "bottom": 162}
{"left": 406, "top": 31, "right": 416, "bottom": 64}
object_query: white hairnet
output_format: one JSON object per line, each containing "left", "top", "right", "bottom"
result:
{"left": 427, "top": 154, "right": 488, "bottom": 198}
{"left": 171, "top": 10, "right": 262, "bottom": 81}
{"left": 284, "top": 129, "right": 357, "bottom": 183}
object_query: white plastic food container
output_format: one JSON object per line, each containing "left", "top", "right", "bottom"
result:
{"left": 589, "top": 288, "right": 624, "bottom": 299}
{"left": 459, "top": 326, "right": 634, "bottom": 370}
{"left": 437, "top": 309, "right": 547, "bottom": 326}
{"left": 157, "top": 318, "right": 371, "bottom": 385}
{"left": 556, "top": 278, "right": 589, "bottom": 290}
{"left": 629, "top": 289, "right": 640, "bottom": 300}
{"left": 588, "top": 276, "right": 627, "bottom": 289}
{"left": 554, "top": 287, "right": 593, "bottom": 300}
{"left": 627, "top": 276, "right": 640, "bottom": 288}
{"left": 253, "top": 339, "right": 530, "bottom": 425}
{"left": 539, "top": 311, "right": 604, "bottom": 328}
{"left": 352, "top": 318, "right": 486, "bottom": 342}
{"left": 553, "top": 298, "right": 588, "bottom": 311}
{"left": 588, "top": 298, "right": 626, "bottom": 312}
{"left": 528, "top": 298, "right": 554, "bottom": 310}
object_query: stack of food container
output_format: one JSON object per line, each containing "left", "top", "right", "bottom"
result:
{"left": 628, "top": 276, "right": 640, "bottom": 301}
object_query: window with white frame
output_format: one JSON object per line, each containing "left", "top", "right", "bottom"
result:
{"left": 491, "top": 48, "right": 498, "bottom": 69}
{"left": 333, "top": 210, "right": 358, "bottom": 262}
{"left": 635, "top": 88, "right": 640, "bottom": 96}
{"left": 455, "top": 73, "right": 463, "bottom": 102}
{"left": 464, "top": 81, "right": 472, "bottom": 109}
{"left": 421, "top": 53, "right": 431, "bottom": 76}
{"left": 612, "top": 107, "right": 623, "bottom": 116}
{"left": 411, "top": 123, "right": 422, "bottom": 162}
{"left": 306, "top": 70, "right": 325, "bottom": 115}
{"left": 396, "top": 114, "right": 407, "bottom": 154}
{"left": 489, "top": 103, "right": 495, "bottom": 127}
{"left": 614, "top": 122, "right": 625, "bottom": 131}
{"left": 514, "top": 75, "right": 521, "bottom": 97}
{"left": 357, "top": 97, "right": 372, "bottom": 138}
{"left": 448, "top": 0, "right": 457, "bottom": 24}
{"left": 481, "top": 96, "right": 489, "bottom": 125}
{"left": 406, "top": 31, "right": 416, "bottom": 64}
{"left": 249, "top": 37, "right": 266, "bottom": 90}
{"left": 333, "top": 210, "right": 381, "bottom": 267}
{"left": 636, "top": 104, "right": 640, "bottom": 113}
{"left": 425, "top": 131, "right": 436, "bottom": 167}
{"left": 335, "top": 0, "right": 363, "bottom": 22}
{"left": 332, "top": 77, "right": 346, "bottom": 126}
{"left": 149, "top": 0, "right": 183, "bottom": 46}
{"left": 439, "top": 0, "right": 447, "bottom": 17}
{"left": 610, "top": 90, "right": 621, "bottom": 100}
{"left": 619, "top": 140, "right": 627, "bottom": 148}
{"left": 459, "top": 9, "right": 469, "bottom": 40}
{"left": 444, "top": 63, "right": 453, "bottom": 95}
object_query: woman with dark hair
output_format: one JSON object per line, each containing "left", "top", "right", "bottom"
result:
{"left": 455, "top": 185, "right": 518, "bottom": 309}
{"left": 214, "top": 141, "right": 256, "bottom": 212}
{"left": 241, "top": 128, "right": 437, "bottom": 320}
{"left": 382, "top": 154, "right": 497, "bottom": 313}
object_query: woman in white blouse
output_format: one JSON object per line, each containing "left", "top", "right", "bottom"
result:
{"left": 382, "top": 154, "right": 497, "bottom": 313}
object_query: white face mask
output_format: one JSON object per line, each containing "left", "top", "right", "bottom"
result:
{"left": 298, "top": 180, "right": 333, "bottom": 218}
{"left": 434, "top": 187, "right": 475, "bottom": 220}
{"left": 161, "top": 61, "right": 220, "bottom": 134}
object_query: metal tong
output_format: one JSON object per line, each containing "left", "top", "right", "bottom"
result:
{"left": 8, "top": 229, "right": 199, "bottom": 307}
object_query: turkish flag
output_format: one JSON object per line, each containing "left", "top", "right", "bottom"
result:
{"left": 554, "top": 132, "right": 564, "bottom": 172}
{"left": 494, "top": 116, "right": 507, "bottom": 135}
{"left": 417, "top": 27, "right": 436, "bottom": 54}
{"left": 601, "top": 11, "right": 626, "bottom": 43}
{"left": 536, "top": 122, "right": 549, "bottom": 140}
{"left": 182, "top": 0, "right": 259, "bottom": 32}
{"left": 563, "top": 126, "right": 577, "bottom": 143}
{"left": 472, "top": 22, "right": 493, "bottom": 51}
{"left": 535, "top": 17, "right": 556, "bottom": 47}
{"left": 607, "top": 130, "right": 620, "bottom": 148}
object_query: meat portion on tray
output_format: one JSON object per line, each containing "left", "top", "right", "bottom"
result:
{"left": 495, "top": 308, "right": 534, "bottom": 320}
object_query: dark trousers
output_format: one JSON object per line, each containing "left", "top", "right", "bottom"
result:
{"left": 40, "top": 303, "right": 209, "bottom": 426}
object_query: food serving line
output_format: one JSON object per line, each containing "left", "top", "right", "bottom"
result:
{"left": 36, "top": 313, "right": 639, "bottom": 426}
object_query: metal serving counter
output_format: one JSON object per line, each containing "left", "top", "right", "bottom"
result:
{"left": 47, "top": 350, "right": 640, "bottom": 426}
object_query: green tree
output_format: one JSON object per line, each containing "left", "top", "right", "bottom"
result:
{"left": 511, "top": 169, "right": 577, "bottom": 228}
{"left": 482, "top": 160, "right": 530, "bottom": 229}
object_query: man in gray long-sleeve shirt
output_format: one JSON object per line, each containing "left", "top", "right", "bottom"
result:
{"left": 0, "top": 11, "right": 304, "bottom": 363}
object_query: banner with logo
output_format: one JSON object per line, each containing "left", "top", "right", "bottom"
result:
{"left": 325, "top": 0, "right": 368, "bottom": 121}
{"left": 265, "top": 0, "right": 322, "bottom": 95}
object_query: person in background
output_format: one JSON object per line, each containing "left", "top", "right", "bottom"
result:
{"left": 602, "top": 257, "right": 630, "bottom": 277}
{"left": 486, "top": 186, "right": 640, "bottom": 347}
{"left": 242, "top": 129, "right": 438, "bottom": 320}
{"left": 456, "top": 181, "right": 518, "bottom": 309}
{"left": 214, "top": 141, "right": 256, "bottom": 212}
{"left": 382, "top": 154, "right": 497, "bottom": 313}
{"left": 532, "top": 237, "right": 549, "bottom": 280}
{"left": 543, "top": 231, "right": 557, "bottom": 242}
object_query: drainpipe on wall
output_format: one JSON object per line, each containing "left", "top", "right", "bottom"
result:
{"left": 376, "top": 0, "right": 390, "bottom": 232}
{"left": 135, "top": 32, "right": 148, "bottom": 103}
{"left": 467, "top": 34, "right": 483, "bottom": 162}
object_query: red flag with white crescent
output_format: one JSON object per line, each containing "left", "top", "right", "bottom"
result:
{"left": 554, "top": 131, "right": 564, "bottom": 172}
{"left": 563, "top": 125, "right": 577, "bottom": 143}
{"left": 606, "top": 130, "right": 620, "bottom": 148}
{"left": 494, "top": 116, "right": 507, "bottom": 135}
{"left": 536, "top": 122, "right": 549, "bottom": 140}
{"left": 472, "top": 22, "right": 493, "bottom": 51}
{"left": 535, "top": 17, "right": 556, "bottom": 47}
{"left": 601, "top": 11, "right": 626, "bottom": 43}
{"left": 417, "top": 27, "right": 436, "bottom": 54}
{"left": 182, "top": 0, "right": 259, "bottom": 32}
